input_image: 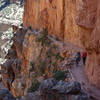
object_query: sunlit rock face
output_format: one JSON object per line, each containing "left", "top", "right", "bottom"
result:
{"left": 23, "top": 0, "right": 100, "bottom": 88}
{"left": 76, "top": 0, "right": 100, "bottom": 89}
{"left": 1, "top": 28, "right": 67, "bottom": 97}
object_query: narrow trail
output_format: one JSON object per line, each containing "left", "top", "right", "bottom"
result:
{"left": 71, "top": 57, "right": 100, "bottom": 100}
{"left": 48, "top": 37, "right": 100, "bottom": 100}
{"left": 62, "top": 40, "right": 100, "bottom": 100}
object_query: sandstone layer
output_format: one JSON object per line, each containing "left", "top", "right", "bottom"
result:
{"left": 23, "top": 0, "right": 100, "bottom": 88}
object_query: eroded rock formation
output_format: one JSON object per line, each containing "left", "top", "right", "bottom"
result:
{"left": 1, "top": 28, "right": 68, "bottom": 97}
{"left": 23, "top": 0, "right": 100, "bottom": 88}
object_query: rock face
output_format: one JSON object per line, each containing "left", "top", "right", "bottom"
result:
{"left": 1, "top": 28, "right": 67, "bottom": 97}
{"left": 23, "top": 0, "right": 100, "bottom": 88}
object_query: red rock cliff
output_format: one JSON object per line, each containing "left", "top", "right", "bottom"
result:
{"left": 23, "top": 0, "right": 100, "bottom": 88}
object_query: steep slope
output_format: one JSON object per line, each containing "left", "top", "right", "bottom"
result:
{"left": 23, "top": 0, "right": 100, "bottom": 88}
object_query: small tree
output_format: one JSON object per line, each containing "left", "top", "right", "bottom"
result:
{"left": 53, "top": 70, "right": 66, "bottom": 81}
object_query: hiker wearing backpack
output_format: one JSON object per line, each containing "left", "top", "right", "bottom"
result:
{"left": 82, "top": 52, "right": 87, "bottom": 65}
{"left": 75, "top": 52, "right": 81, "bottom": 66}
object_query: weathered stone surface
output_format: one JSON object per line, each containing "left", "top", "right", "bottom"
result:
{"left": 40, "top": 79, "right": 89, "bottom": 100}
{"left": 23, "top": 0, "right": 100, "bottom": 88}
{"left": 1, "top": 28, "right": 66, "bottom": 97}
{"left": 40, "top": 78, "right": 57, "bottom": 93}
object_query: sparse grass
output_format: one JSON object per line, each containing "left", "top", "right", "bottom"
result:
{"left": 27, "top": 81, "right": 40, "bottom": 93}
{"left": 55, "top": 37, "right": 61, "bottom": 41}
{"left": 16, "top": 96, "right": 22, "bottom": 100}
{"left": 29, "top": 61, "right": 34, "bottom": 72}
{"left": 36, "top": 28, "right": 51, "bottom": 46}
{"left": 55, "top": 53, "right": 64, "bottom": 61}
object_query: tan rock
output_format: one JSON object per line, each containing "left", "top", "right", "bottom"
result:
{"left": 23, "top": 0, "right": 100, "bottom": 88}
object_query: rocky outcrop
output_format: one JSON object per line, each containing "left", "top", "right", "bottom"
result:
{"left": 1, "top": 28, "right": 68, "bottom": 97}
{"left": 23, "top": 0, "right": 100, "bottom": 88}
{"left": 40, "top": 78, "right": 89, "bottom": 100}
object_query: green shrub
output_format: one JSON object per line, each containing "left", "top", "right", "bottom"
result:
{"left": 29, "top": 62, "right": 34, "bottom": 71}
{"left": 55, "top": 37, "right": 60, "bottom": 41}
{"left": 53, "top": 70, "right": 66, "bottom": 81}
{"left": 36, "top": 28, "right": 51, "bottom": 46}
{"left": 52, "top": 52, "right": 64, "bottom": 61}
{"left": 55, "top": 53, "right": 64, "bottom": 61}
{"left": 16, "top": 96, "right": 22, "bottom": 100}
{"left": 30, "top": 61, "right": 34, "bottom": 67}
{"left": 27, "top": 81, "right": 40, "bottom": 93}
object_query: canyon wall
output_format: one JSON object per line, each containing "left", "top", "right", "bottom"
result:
{"left": 23, "top": 0, "right": 100, "bottom": 88}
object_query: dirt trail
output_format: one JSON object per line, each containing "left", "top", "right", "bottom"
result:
{"left": 50, "top": 37, "right": 100, "bottom": 100}
{"left": 71, "top": 60, "right": 100, "bottom": 100}
{"left": 62, "top": 40, "right": 100, "bottom": 100}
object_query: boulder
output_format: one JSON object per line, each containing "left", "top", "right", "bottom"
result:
{"left": 75, "top": 91, "right": 90, "bottom": 100}
{"left": 40, "top": 78, "right": 57, "bottom": 93}
{"left": 40, "top": 79, "right": 85, "bottom": 100}
{"left": 66, "top": 81, "right": 81, "bottom": 95}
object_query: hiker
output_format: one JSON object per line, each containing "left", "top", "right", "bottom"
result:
{"left": 75, "top": 52, "right": 81, "bottom": 66}
{"left": 82, "top": 52, "right": 87, "bottom": 65}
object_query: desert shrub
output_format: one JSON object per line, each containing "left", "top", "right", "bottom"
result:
{"left": 29, "top": 61, "right": 34, "bottom": 71}
{"left": 55, "top": 53, "right": 64, "bottom": 61}
{"left": 53, "top": 70, "right": 66, "bottom": 81}
{"left": 55, "top": 37, "right": 61, "bottom": 41}
{"left": 16, "top": 96, "right": 22, "bottom": 100}
{"left": 27, "top": 81, "right": 40, "bottom": 93}
{"left": 36, "top": 28, "right": 51, "bottom": 46}
{"left": 30, "top": 61, "right": 34, "bottom": 67}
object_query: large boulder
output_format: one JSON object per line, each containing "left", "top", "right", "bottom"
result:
{"left": 40, "top": 79, "right": 87, "bottom": 100}
{"left": 66, "top": 81, "right": 81, "bottom": 95}
{"left": 40, "top": 78, "right": 57, "bottom": 94}
{"left": 52, "top": 81, "right": 81, "bottom": 95}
